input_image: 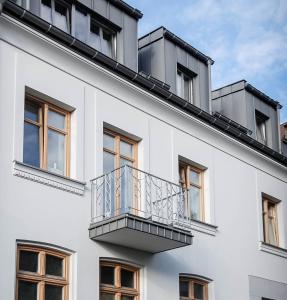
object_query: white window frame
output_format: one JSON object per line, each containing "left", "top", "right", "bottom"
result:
{"left": 176, "top": 69, "right": 194, "bottom": 104}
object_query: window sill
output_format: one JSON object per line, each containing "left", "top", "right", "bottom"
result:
{"left": 13, "top": 161, "right": 86, "bottom": 195}
{"left": 173, "top": 219, "right": 217, "bottom": 236}
{"left": 259, "top": 241, "right": 287, "bottom": 259}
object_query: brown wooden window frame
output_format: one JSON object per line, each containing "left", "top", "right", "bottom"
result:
{"left": 262, "top": 197, "right": 280, "bottom": 246}
{"left": 24, "top": 94, "right": 71, "bottom": 176}
{"left": 103, "top": 128, "right": 138, "bottom": 170}
{"left": 16, "top": 244, "right": 70, "bottom": 300}
{"left": 179, "top": 162, "right": 205, "bottom": 221}
{"left": 179, "top": 277, "right": 208, "bottom": 300}
{"left": 103, "top": 129, "right": 139, "bottom": 215}
{"left": 100, "top": 261, "right": 140, "bottom": 300}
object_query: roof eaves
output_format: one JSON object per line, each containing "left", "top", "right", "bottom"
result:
{"left": 3, "top": 1, "right": 287, "bottom": 168}
{"left": 245, "top": 83, "right": 282, "bottom": 109}
{"left": 109, "top": 0, "right": 143, "bottom": 20}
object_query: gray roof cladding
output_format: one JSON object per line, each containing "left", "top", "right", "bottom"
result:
{"left": 108, "top": 0, "right": 143, "bottom": 20}
{"left": 212, "top": 79, "right": 282, "bottom": 110}
{"left": 138, "top": 26, "right": 214, "bottom": 65}
{"left": 2, "top": 1, "right": 287, "bottom": 167}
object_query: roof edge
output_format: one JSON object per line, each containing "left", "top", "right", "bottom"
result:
{"left": 109, "top": 0, "right": 143, "bottom": 20}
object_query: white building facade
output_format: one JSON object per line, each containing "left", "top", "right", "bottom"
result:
{"left": 0, "top": 1, "right": 287, "bottom": 300}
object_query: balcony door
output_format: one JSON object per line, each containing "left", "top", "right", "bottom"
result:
{"left": 103, "top": 129, "right": 138, "bottom": 216}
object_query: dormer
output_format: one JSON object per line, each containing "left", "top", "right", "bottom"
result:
{"left": 212, "top": 80, "right": 282, "bottom": 152}
{"left": 138, "top": 27, "right": 214, "bottom": 112}
{"left": 11, "top": 0, "right": 142, "bottom": 71}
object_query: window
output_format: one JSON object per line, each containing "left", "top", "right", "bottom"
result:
{"left": 179, "top": 162, "right": 204, "bottom": 221}
{"left": 41, "top": 0, "right": 71, "bottom": 33}
{"left": 23, "top": 95, "right": 70, "bottom": 176}
{"left": 262, "top": 197, "right": 279, "bottom": 246}
{"left": 16, "top": 244, "right": 69, "bottom": 300}
{"left": 176, "top": 69, "right": 194, "bottom": 103}
{"left": 103, "top": 129, "right": 137, "bottom": 173}
{"left": 74, "top": 6, "right": 117, "bottom": 58}
{"left": 180, "top": 277, "right": 208, "bottom": 300}
{"left": 89, "top": 19, "right": 116, "bottom": 58}
{"left": 255, "top": 110, "right": 268, "bottom": 145}
{"left": 100, "top": 261, "right": 139, "bottom": 300}
{"left": 103, "top": 129, "right": 138, "bottom": 215}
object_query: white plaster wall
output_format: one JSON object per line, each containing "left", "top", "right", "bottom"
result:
{"left": 0, "top": 15, "right": 287, "bottom": 300}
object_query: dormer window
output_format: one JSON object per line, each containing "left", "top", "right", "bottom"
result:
{"left": 176, "top": 68, "right": 195, "bottom": 103}
{"left": 74, "top": 6, "right": 117, "bottom": 59}
{"left": 89, "top": 19, "right": 116, "bottom": 58}
{"left": 255, "top": 110, "right": 268, "bottom": 145}
{"left": 41, "top": 0, "right": 71, "bottom": 33}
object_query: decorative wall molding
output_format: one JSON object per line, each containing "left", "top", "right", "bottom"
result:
{"left": 13, "top": 161, "right": 86, "bottom": 195}
{"left": 174, "top": 219, "right": 217, "bottom": 236}
{"left": 259, "top": 241, "right": 287, "bottom": 259}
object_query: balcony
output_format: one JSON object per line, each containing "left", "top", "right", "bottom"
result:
{"left": 89, "top": 165, "right": 193, "bottom": 253}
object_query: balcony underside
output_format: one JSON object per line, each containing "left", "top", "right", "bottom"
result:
{"left": 89, "top": 214, "right": 193, "bottom": 253}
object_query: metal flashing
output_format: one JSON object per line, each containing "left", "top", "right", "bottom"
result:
{"left": 89, "top": 213, "right": 193, "bottom": 253}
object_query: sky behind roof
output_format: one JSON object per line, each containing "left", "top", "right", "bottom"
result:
{"left": 128, "top": 0, "right": 287, "bottom": 122}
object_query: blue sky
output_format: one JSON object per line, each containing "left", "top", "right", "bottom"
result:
{"left": 128, "top": 0, "right": 287, "bottom": 122}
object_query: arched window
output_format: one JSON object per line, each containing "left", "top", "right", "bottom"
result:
{"left": 16, "top": 244, "right": 70, "bottom": 300}
{"left": 100, "top": 261, "right": 140, "bottom": 300}
{"left": 179, "top": 275, "right": 210, "bottom": 300}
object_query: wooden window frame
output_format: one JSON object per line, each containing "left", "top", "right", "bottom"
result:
{"left": 103, "top": 128, "right": 138, "bottom": 169}
{"left": 262, "top": 197, "right": 279, "bottom": 246}
{"left": 24, "top": 94, "right": 71, "bottom": 176}
{"left": 100, "top": 261, "right": 140, "bottom": 300}
{"left": 103, "top": 129, "right": 138, "bottom": 215}
{"left": 179, "top": 162, "right": 205, "bottom": 221}
{"left": 179, "top": 277, "right": 208, "bottom": 300}
{"left": 16, "top": 244, "right": 69, "bottom": 300}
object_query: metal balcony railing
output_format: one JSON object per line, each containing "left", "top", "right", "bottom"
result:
{"left": 91, "top": 165, "right": 188, "bottom": 227}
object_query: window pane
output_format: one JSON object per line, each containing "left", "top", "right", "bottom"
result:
{"left": 120, "top": 140, "right": 133, "bottom": 158}
{"left": 100, "top": 266, "right": 114, "bottom": 285}
{"left": 268, "top": 218, "right": 276, "bottom": 245}
{"left": 103, "top": 151, "right": 115, "bottom": 173}
{"left": 89, "top": 21, "right": 101, "bottom": 50}
{"left": 75, "top": 8, "right": 88, "bottom": 42}
{"left": 190, "top": 170, "right": 200, "bottom": 185}
{"left": 23, "top": 122, "right": 40, "bottom": 168}
{"left": 41, "top": 0, "right": 52, "bottom": 23}
{"left": 189, "top": 186, "right": 200, "bottom": 220}
{"left": 45, "top": 285, "right": 63, "bottom": 300}
{"left": 121, "top": 296, "right": 134, "bottom": 300}
{"left": 103, "top": 134, "right": 115, "bottom": 151}
{"left": 48, "top": 110, "right": 65, "bottom": 130}
{"left": 18, "top": 281, "right": 38, "bottom": 300}
{"left": 176, "top": 71, "right": 182, "bottom": 97}
{"left": 19, "top": 250, "right": 38, "bottom": 273}
{"left": 194, "top": 283, "right": 204, "bottom": 300}
{"left": 179, "top": 281, "right": 189, "bottom": 297}
{"left": 25, "top": 101, "right": 39, "bottom": 122}
{"left": 54, "top": 1, "right": 69, "bottom": 32}
{"left": 102, "top": 30, "right": 113, "bottom": 57}
{"left": 120, "top": 158, "right": 133, "bottom": 167}
{"left": 47, "top": 130, "right": 65, "bottom": 175}
{"left": 183, "top": 76, "right": 190, "bottom": 101}
{"left": 121, "top": 269, "right": 134, "bottom": 288}
{"left": 100, "top": 293, "right": 115, "bottom": 300}
{"left": 46, "top": 254, "right": 63, "bottom": 277}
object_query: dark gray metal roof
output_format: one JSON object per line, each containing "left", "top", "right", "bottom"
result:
{"left": 212, "top": 79, "right": 282, "bottom": 109}
{"left": 138, "top": 26, "right": 214, "bottom": 65}
{"left": 109, "top": 0, "right": 143, "bottom": 20}
{"left": 3, "top": 1, "right": 287, "bottom": 167}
